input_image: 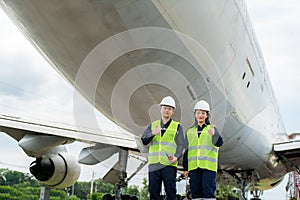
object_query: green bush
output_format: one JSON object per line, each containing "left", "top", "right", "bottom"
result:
{"left": 0, "top": 193, "right": 11, "bottom": 200}
{"left": 0, "top": 186, "right": 23, "bottom": 196}
{"left": 87, "top": 192, "right": 104, "bottom": 200}
{"left": 50, "top": 189, "right": 66, "bottom": 199}
{"left": 69, "top": 195, "right": 80, "bottom": 200}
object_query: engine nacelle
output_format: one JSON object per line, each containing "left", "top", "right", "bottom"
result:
{"left": 30, "top": 153, "right": 81, "bottom": 189}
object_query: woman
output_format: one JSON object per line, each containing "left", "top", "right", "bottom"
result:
{"left": 183, "top": 100, "right": 223, "bottom": 199}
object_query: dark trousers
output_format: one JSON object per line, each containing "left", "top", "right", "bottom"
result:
{"left": 149, "top": 165, "right": 177, "bottom": 200}
{"left": 189, "top": 168, "right": 216, "bottom": 199}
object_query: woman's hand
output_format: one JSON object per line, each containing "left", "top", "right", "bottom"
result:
{"left": 208, "top": 124, "right": 215, "bottom": 136}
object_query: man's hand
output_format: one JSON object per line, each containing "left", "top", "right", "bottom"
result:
{"left": 152, "top": 124, "right": 161, "bottom": 135}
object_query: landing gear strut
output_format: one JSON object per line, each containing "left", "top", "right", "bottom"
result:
{"left": 113, "top": 148, "right": 147, "bottom": 200}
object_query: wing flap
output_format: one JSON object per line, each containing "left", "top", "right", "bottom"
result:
{"left": 102, "top": 162, "right": 121, "bottom": 185}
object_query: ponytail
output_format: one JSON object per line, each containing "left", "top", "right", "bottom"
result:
{"left": 205, "top": 111, "right": 211, "bottom": 125}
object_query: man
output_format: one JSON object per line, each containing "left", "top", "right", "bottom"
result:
{"left": 141, "top": 96, "right": 185, "bottom": 200}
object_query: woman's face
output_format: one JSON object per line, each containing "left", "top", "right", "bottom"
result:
{"left": 195, "top": 109, "right": 208, "bottom": 124}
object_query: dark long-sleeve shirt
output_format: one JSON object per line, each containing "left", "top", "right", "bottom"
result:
{"left": 182, "top": 124, "right": 223, "bottom": 171}
{"left": 141, "top": 118, "right": 185, "bottom": 159}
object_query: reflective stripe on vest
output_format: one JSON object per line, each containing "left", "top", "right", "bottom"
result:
{"left": 148, "top": 120, "right": 179, "bottom": 167}
{"left": 187, "top": 125, "right": 218, "bottom": 172}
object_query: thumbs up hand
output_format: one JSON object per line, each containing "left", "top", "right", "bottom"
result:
{"left": 152, "top": 124, "right": 161, "bottom": 135}
{"left": 208, "top": 124, "right": 215, "bottom": 136}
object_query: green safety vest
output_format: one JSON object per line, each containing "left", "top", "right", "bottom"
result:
{"left": 148, "top": 120, "right": 179, "bottom": 167}
{"left": 187, "top": 125, "right": 219, "bottom": 172}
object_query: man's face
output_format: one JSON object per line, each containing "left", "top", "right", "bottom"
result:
{"left": 160, "top": 105, "right": 174, "bottom": 119}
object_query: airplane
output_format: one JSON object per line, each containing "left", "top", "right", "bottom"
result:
{"left": 0, "top": 1, "right": 300, "bottom": 199}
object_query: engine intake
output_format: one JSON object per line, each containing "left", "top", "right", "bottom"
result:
{"left": 30, "top": 153, "right": 80, "bottom": 188}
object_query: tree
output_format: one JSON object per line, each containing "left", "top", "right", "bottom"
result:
{"left": 0, "top": 168, "right": 38, "bottom": 187}
{"left": 88, "top": 192, "right": 104, "bottom": 200}
{"left": 216, "top": 184, "right": 239, "bottom": 200}
{"left": 139, "top": 178, "right": 149, "bottom": 200}
{"left": 0, "top": 168, "right": 151, "bottom": 200}
{"left": 74, "top": 181, "right": 91, "bottom": 199}
{"left": 49, "top": 188, "right": 66, "bottom": 199}
{"left": 94, "top": 178, "right": 114, "bottom": 193}
{"left": 0, "top": 185, "right": 38, "bottom": 199}
{"left": 125, "top": 185, "right": 139, "bottom": 196}
{"left": 69, "top": 195, "right": 81, "bottom": 200}
{"left": 0, "top": 168, "right": 72, "bottom": 199}
{"left": 0, "top": 169, "right": 7, "bottom": 185}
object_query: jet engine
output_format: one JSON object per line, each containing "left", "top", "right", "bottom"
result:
{"left": 29, "top": 153, "right": 81, "bottom": 189}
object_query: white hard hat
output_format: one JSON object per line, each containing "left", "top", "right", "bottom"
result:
{"left": 194, "top": 100, "right": 210, "bottom": 111}
{"left": 160, "top": 96, "right": 176, "bottom": 109}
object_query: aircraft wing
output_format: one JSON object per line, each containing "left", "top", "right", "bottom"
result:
{"left": 0, "top": 114, "right": 138, "bottom": 149}
{"left": 0, "top": 114, "right": 145, "bottom": 189}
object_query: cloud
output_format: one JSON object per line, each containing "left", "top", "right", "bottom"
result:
{"left": 0, "top": 11, "right": 76, "bottom": 123}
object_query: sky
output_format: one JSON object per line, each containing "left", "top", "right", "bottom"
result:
{"left": 0, "top": 1, "right": 299, "bottom": 199}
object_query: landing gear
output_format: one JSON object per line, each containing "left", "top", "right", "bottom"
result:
{"left": 221, "top": 169, "right": 263, "bottom": 200}
{"left": 237, "top": 170, "right": 251, "bottom": 200}
{"left": 112, "top": 148, "right": 147, "bottom": 200}
{"left": 113, "top": 148, "right": 129, "bottom": 200}
{"left": 114, "top": 171, "right": 127, "bottom": 200}
{"left": 248, "top": 171, "right": 263, "bottom": 200}
{"left": 249, "top": 189, "right": 262, "bottom": 200}
{"left": 238, "top": 178, "right": 249, "bottom": 200}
